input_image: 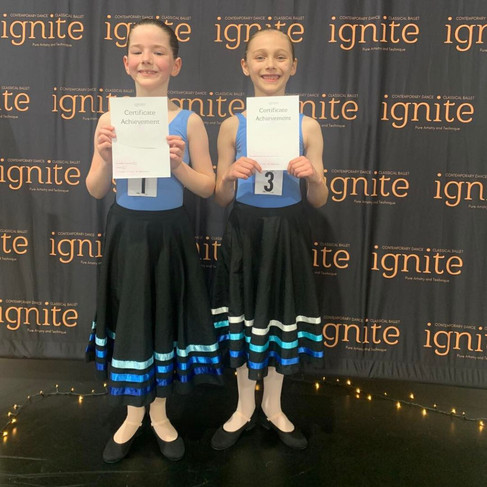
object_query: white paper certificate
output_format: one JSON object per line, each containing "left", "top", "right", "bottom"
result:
{"left": 246, "top": 95, "right": 299, "bottom": 170}
{"left": 110, "top": 97, "right": 170, "bottom": 179}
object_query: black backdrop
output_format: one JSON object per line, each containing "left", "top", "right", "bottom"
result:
{"left": 1, "top": 0, "right": 487, "bottom": 386}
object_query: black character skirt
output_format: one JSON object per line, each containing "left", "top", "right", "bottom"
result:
{"left": 86, "top": 203, "right": 223, "bottom": 407}
{"left": 212, "top": 202, "right": 324, "bottom": 381}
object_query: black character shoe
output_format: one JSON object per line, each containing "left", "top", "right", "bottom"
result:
{"left": 102, "top": 422, "right": 143, "bottom": 464}
{"left": 151, "top": 421, "right": 185, "bottom": 461}
{"left": 211, "top": 410, "right": 257, "bottom": 451}
{"left": 260, "top": 411, "right": 308, "bottom": 450}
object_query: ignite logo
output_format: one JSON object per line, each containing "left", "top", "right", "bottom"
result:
{"left": 300, "top": 93, "right": 359, "bottom": 127}
{"left": 214, "top": 15, "right": 305, "bottom": 50}
{"left": 170, "top": 91, "right": 245, "bottom": 121}
{"left": 444, "top": 16, "right": 487, "bottom": 52}
{"left": 322, "top": 317, "right": 401, "bottom": 350}
{"left": 0, "top": 158, "right": 81, "bottom": 191}
{"left": 0, "top": 298, "right": 78, "bottom": 332}
{"left": 371, "top": 244, "right": 464, "bottom": 281}
{"left": 312, "top": 241, "right": 350, "bottom": 276}
{"left": 424, "top": 322, "right": 487, "bottom": 357}
{"left": 380, "top": 94, "right": 475, "bottom": 130}
{"left": 328, "top": 15, "right": 420, "bottom": 51}
{"left": 0, "top": 229, "right": 29, "bottom": 261}
{"left": 325, "top": 169, "right": 409, "bottom": 204}
{"left": 0, "top": 12, "right": 84, "bottom": 47}
{"left": 0, "top": 86, "right": 30, "bottom": 118}
{"left": 104, "top": 14, "right": 192, "bottom": 48}
{"left": 195, "top": 235, "right": 221, "bottom": 268}
{"left": 51, "top": 87, "right": 117, "bottom": 121}
{"left": 49, "top": 231, "right": 103, "bottom": 265}
{"left": 434, "top": 172, "right": 487, "bottom": 208}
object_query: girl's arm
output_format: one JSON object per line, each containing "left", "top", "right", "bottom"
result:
{"left": 215, "top": 116, "right": 261, "bottom": 207}
{"left": 86, "top": 112, "right": 115, "bottom": 199}
{"left": 171, "top": 113, "right": 215, "bottom": 198}
{"left": 287, "top": 116, "right": 329, "bottom": 208}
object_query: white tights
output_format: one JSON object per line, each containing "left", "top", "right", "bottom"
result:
{"left": 223, "top": 365, "right": 294, "bottom": 433}
{"left": 113, "top": 397, "right": 178, "bottom": 444}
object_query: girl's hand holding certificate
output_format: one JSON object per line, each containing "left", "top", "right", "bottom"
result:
{"left": 287, "top": 156, "right": 321, "bottom": 183}
{"left": 225, "top": 157, "right": 262, "bottom": 181}
{"left": 96, "top": 123, "right": 116, "bottom": 165}
{"left": 167, "top": 135, "right": 185, "bottom": 171}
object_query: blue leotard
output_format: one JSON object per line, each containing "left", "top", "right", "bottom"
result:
{"left": 235, "top": 113, "right": 304, "bottom": 208}
{"left": 115, "top": 110, "right": 192, "bottom": 211}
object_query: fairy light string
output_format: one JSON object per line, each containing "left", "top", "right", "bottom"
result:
{"left": 305, "top": 376, "right": 487, "bottom": 431}
{"left": 3, "top": 376, "right": 487, "bottom": 439}
{"left": 2, "top": 383, "right": 108, "bottom": 441}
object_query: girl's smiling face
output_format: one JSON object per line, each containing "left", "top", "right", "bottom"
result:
{"left": 123, "top": 23, "right": 181, "bottom": 96}
{"left": 241, "top": 29, "right": 297, "bottom": 97}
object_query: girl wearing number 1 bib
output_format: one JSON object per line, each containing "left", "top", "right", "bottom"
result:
{"left": 85, "top": 19, "right": 223, "bottom": 463}
{"left": 211, "top": 28, "right": 329, "bottom": 451}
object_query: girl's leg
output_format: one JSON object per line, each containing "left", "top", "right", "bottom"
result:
{"left": 149, "top": 397, "right": 178, "bottom": 441}
{"left": 223, "top": 364, "right": 256, "bottom": 431}
{"left": 103, "top": 405, "right": 145, "bottom": 463}
{"left": 113, "top": 405, "right": 145, "bottom": 444}
{"left": 149, "top": 397, "right": 185, "bottom": 461}
{"left": 261, "top": 366, "right": 294, "bottom": 432}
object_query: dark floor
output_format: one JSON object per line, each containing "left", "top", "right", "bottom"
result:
{"left": 1, "top": 359, "right": 487, "bottom": 487}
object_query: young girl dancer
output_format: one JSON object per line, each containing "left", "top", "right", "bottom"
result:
{"left": 86, "top": 19, "right": 222, "bottom": 463}
{"left": 211, "top": 28, "right": 328, "bottom": 451}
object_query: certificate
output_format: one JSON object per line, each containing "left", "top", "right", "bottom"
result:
{"left": 110, "top": 96, "right": 170, "bottom": 179}
{"left": 246, "top": 95, "right": 299, "bottom": 170}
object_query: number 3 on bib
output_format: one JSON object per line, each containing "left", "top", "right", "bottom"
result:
{"left": 254, "top": 170, "right": 283, "bottom": 196}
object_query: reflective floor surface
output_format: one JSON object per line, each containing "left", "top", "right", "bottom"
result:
{"left": 1, "top": 358, "right": 487, "bottom": 487}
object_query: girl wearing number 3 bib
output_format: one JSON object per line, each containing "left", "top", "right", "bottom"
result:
{"left": 85, "top": 19, "right": 223, "bottom": 463}
{"left": 211, "top": 28, "right": 329, "bottom": 451}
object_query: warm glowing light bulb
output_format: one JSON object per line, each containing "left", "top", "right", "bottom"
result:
{"left": 11, "top": 418, "right": 16, "bottom": 424}
{"left": 422, "top": 409, "right": 427, "bottom": 416}
{"left": 356, "top": 388, "right": 361, "bottom": 394}
{"left": 2, "top": 431, "right": 7, "bottom": 437}
{"left": 396, "top": 402, "right": 401, "bottom": 409}
{"left": 346, "top": 380, "right": 351, "bottom": 386}
{"left": 367, "top": 395, "right": 372, "bottom": 401}
{"left": 409, "top": 393, "right": 414, "bottom": 400}
{"left": 78, "top": 396, "right": 83, "bottom": 403}
{"left": 314, "top": 383, "right": 320, "bottom": 391}
{"left": 451, "top": 408, "right": 457, "bottom": 414}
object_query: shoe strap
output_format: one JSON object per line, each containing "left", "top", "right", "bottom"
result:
{"left": 234, "top": 409, "right": 252, "bottom": 423}
{"left": 125, "top": 420, "right": 143, "bottom": 427}
{"left": 265, "top": 411, "right": 283, "bottom": 423}
{"left": 151, "top": 419, "right": 170, "bottom": 428}
{"left": 265, "top": 411, "right": 296, "bottom": 432}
